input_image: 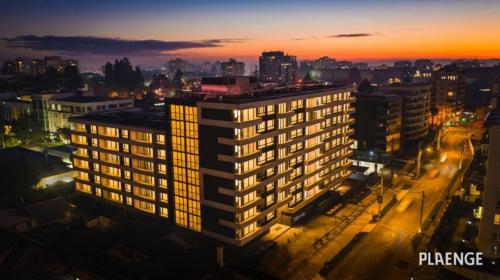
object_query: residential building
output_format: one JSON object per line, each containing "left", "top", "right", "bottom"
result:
{"left": 478, "top": 110, "right": 500, "bottom": 258}
{"left": 394, "top": 60, "right": 412, "bottom": 68}
{"left": 259, "top": 51, "right": 298, "bottom": 84}
{"left": 70, "top": 111, "right": 169, "bottom": 219}
{"left": 70, "top": 84, "right": 355, "bottom": 246}
{"left": 221, "top": 59, "right": 245, "bottom": 76}
{"left": 382, "top": 83, "right": 431, "bottom": 152}
{"left": 354, "top": 92, "right": 402, "bottom": 154}
{"left": 47, "top": 96, "right": 134, "bottom": 132}
{"left": 431, "top": 67, "right": 466, "bottom": 125}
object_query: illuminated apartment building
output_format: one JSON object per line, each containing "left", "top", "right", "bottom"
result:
{"left": 167, "top": 85, "right": 354, "bottom": 245}
{"left": 70, "top": 85, "right": 355, "bottom": 246}
{"left": 70, "top": 112, "right": 170, "bottom": 219}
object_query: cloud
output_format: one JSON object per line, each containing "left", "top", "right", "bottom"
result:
{"left": 1, "top": 35, "right": 247, "bottom": 56}
{"left": 327, "top": 33, "right": 378, "bottom": 38}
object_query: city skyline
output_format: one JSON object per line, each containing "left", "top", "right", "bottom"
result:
{"left": 1, "top": 0, "right": 500, "bottom": 70}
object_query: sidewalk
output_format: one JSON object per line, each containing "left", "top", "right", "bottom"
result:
{"left": 258, "top": 184, "right": 400, "bottom": 279}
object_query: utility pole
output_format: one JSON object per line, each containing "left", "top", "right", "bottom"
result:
{"left": 375, "top": 166, "right": 384, "bottom": 220}
{"left": 416, "top": 143, "right": 422, "bottom": 179}
{"left": 436, "top": 125, "right": 442, "bottom": 150}
{"left": 459, "top": 117, "right": 471, "bottom": 170}
{"left": 419, "top": 191, "right": 425, "bottom": 233}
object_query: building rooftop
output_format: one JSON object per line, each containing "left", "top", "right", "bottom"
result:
{"left": 69, "top": 111, "right": 166, "bottom": 130}
{"left": 0, "top": 147, "right": 70, "bottom": 178}
{"left": 170, "top": 83, "right": 352, "bottom": 105}
{"left": 55, "top": 96, "right": 132, "bottom": 103}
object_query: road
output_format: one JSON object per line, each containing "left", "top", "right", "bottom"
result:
{"left": 324, "top": 127, "right": 471, "bottom": 280}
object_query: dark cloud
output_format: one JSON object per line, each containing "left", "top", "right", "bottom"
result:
{"left": 327, "top": 33, "right": 377, "bottom": 38}
{"left": 1, "top": 35, "right": 246, "bottom": 56}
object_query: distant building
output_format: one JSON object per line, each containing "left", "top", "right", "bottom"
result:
{"left": 477, "top": 110, "right": 500, "bottom": 258}
{"left": 259, "top": 51, "right": 298, "bottom": 84}
{"left": 200, "top": 76, "right": 257, "bottom": 95}
{"left": 221, "top": 59, "right": 245, "bottom": 76}
{"left": 46, "top": 96, "right": 134, "bottom": 133}
{"left": 394, "top": 60, "right": 412, "bottom": 68}
{"left": 1, "top": 60, "right": 16, "bottom": 75}
{"left": 166, "top": 58, "right": 192, "bottom": 76}
{"left": 15, "top": 58, "right": 45, "bottom": 76}
{"left": 45, "top": 56, "right": 79, "bottom": 73}
{"left": 414, "top": 59, "right": 434, "bottom": 71}
{"left": 382, "top": 83, "right": 431, "bottom": 152}
{"left": 431, "top": 67, "right": 466, "bottom": 125}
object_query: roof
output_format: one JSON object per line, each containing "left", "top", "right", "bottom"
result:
{"left": 25, "top": 197, "right": 71, "bottom": 225}
{"left": 45, "top": 145, "right": 75, "bottom": 154}
{"left": 0, "top": 147, "right": 70, "bottom": 179}
{"left": 70, "top": 111, "right": 166, "bottom": 130}
{"left": 169, "top": 83, "right": 352, "bottom": 105}
{"left": 55, "top": 95, "right": 133, "bottom": 103}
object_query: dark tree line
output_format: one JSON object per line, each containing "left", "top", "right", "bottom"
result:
{"left": 0, "top": 65, "right": 82, "bottom": 93}
{"left": 103, "top": 58, "right": 144, "bottom": 95}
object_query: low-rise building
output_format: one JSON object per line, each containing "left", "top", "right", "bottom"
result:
{"left": 47, "top": 96, "right": 134, "bottom": 133}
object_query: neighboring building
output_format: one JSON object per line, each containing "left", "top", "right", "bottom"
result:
{"left": 221, "top": 59, "right": 245, "bottom": 76}
{"left": 431, "top": 67, "right": 466, "bottom": 125}
{"left": 70, "top": 84, "right": 355, "bottom": 246}
{"left": 382, "top": 83, "right": 431, "bottom": 152}
{"left": 259, "top": 51, "right": 298, "bottom": 84}
{"left": 477, "top": 110, "right": 500, "bottom": 258}
{"left": 492, "top": 77, "right": 500, "bottom": 109}
{"left": 354, "top": 93, "right": 402, "bottom": 154}
{"left": 70, "top": 111, "right": 170, "bottom": 221}
{"left": 1, "top": 60, "right": 16, "bottom": 75}
{"left": 46, "top": 96, "right": 134, "bottom": 132}
{"left": 31, "top": 92, "right": 76, "bottom": 131}
{"left": 0, "top": 147, "right": 73, "bottom": 189}
{"left": 200, "top": 76, "right": 257, "bottom": 95}
{"left": 1, "top": 98, "right": 32, "bottom": 121}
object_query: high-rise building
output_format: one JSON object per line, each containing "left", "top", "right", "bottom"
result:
{"left": 259, "top": 51, "right": 298, "bottom": 84}
{"left": 354, "top": 93, "right": 402, "bottom": 154}
{"left": 382, "top": 83, "right": 431, "bottom": 152}
{"left": 45, "top": 56, "right": 79, "bottom": 72}
{"left": 70, "top": 84, "right": 355, "bottom": 246}
{"left": 477, "top": 110, "right": 500, "bottom": 258}
{"left": 221, "top": 59, "right": 245, "bottom": 76}
{"left": 431, "top": 67, "right": 466, "bottom": 125}
{"left": 14, "top": 57, "right": 45, "bottom": 76}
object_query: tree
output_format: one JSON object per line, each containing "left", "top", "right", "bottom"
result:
{"left": 63, "top": 65, "right": 83, "bottom": 90}
{"left": 357, "top": 79, "right": 375, "bottom": 94}
{"left": 103, "top": 58, "right": 144, "bottom": 96}
{"left": 172, "top": 69, "right": 183, "bottom": 90}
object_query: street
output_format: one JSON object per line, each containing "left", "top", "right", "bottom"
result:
{"left": 324, "top": 126, "right": 472, "bottom": 280}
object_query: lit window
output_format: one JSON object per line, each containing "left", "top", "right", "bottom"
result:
{"left": 495, "top": 214, "right": 500, "bottom": 225}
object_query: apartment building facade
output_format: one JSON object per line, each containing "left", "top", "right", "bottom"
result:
{"left": 70, "top": 85, "right": 355, "bottom": 246}
{"left": 382, "top": 83, "right": 431, "bottom": 152}
{"left": 70, "top": 112, "right": 170, "bottom": 220}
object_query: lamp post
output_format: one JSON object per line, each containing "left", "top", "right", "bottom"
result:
{"left": 459, "top": 115, "right": 472, "bottom": 170}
